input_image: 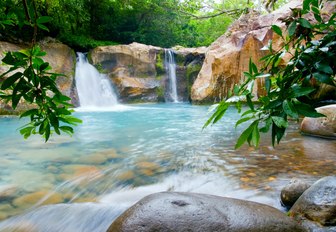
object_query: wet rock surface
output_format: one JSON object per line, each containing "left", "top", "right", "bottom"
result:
{"left": 290, "top": 176, "right": 336, "bottom": 231}
{"left": 108, "top": 192, "right": 305, "bottom": 232}
{"left": 300, "top": 104, "right": 336, "bottom": 139}
{"left": 90, "top": 42, "right": 205, "bottom": 103}
{"left": 281, "top": 178, "right": 311, "bottom": 209}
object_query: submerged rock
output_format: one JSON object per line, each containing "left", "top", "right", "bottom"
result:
{"left": 280, "top": 178, "right": 311, "bottom": 209}
{"left": 108, "top": 192, "right": 305, "bottom": 232}
{"left": 290, "top": 176, "right": 336, "bottom": 231}
{"left": 300, "top": 104, "right": 336, "bottom": 139}
{"left": 12, "top": 191, "right": 64, "bottom": 208}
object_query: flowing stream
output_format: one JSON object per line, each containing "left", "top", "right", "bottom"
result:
{"left": 75, "top": 52, "right": 118, "bottom": 110}
{"left": 0, "top": 104, "right": 335, "bottom": 231}
{"left": 164, "top": 49, "right": 179, "bottom": 102}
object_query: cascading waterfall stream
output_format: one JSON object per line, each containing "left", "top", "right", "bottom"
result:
{"left": 164, "top": 49, "right": 179, "bottom": 103}
{"left": 75, "top": 52, "right": 118, "bottom": 109}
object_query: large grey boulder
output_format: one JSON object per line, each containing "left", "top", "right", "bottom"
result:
{"left": 290, "top": 176, "right": 336, "bottom": 231}
{"left": 108, "top": 192, "right": 305, "bottom": 232}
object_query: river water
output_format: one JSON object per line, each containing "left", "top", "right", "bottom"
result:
{"left": 0, "top": 103, "right": 335, "bottom": 231}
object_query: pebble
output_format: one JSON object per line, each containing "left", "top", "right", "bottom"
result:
{"left": 12, "top": 190, "right": 64, "bottom": 208}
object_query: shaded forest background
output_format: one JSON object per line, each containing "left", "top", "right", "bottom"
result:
{"left": 0, "top": 0, "right": 287, "bottom": 50}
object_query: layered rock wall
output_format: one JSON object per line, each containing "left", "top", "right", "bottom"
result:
{"left": 191, "top": 1, "right": 302, "bottom": 103}
{"left": 191, "top": 0, "right": 336, "bottom": 104}
{"left": 90, "top": 43, "right": 205, "bottom": 103}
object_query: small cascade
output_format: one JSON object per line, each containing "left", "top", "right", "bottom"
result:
{"left": 164, "top": 49, "right": 179, "bottom": 103}
{"left": 75, "top": 52, "right": 118, "bottom": 109}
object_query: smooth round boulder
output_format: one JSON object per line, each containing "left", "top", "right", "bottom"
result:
{"left": 108, "top": 192, "right": 305, "bottom": 232}
{"left": 280, "top": 178, "right": 311, "bottom": 209}
{"left": 290, "top": 176, "right": 336, "bottom": 230}
{"left": 300, "top": 104, "right": 336, "bottom": 139}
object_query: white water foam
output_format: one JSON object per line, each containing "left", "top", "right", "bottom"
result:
{"left": 164, "top": 49, "right": 179, "bottom": 102}
{"left": 75, "top": 52, "right": 119, "bottom": 109}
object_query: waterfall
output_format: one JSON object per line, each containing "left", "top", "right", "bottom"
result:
{"left": 75, "top": 52, "right": 118, "bottom": 109}
{"left": 164, "top": 49, "right": 179, "bottom": 103}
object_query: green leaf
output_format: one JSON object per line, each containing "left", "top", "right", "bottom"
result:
{"left": 271, "top": 25, "right": 283, "bottom": 37}
{"left": 252, "top": 123, "right": 260, "bottom": 147}
{"left": 12, "top": 93, "right": 22, "bottom": 109}
{"left": 20, "top": 126, "right": 35, "bottom": 139}
{"left": 1, "top": 72, "right": 22, "bottom": 90}
{"left": 271, "top": 116, "right": 288, "bottom": 128}
{"left": 265, "top": 77, "right": 271, "bottom": 93}
{"left": 295, "top": 103, "right": 325, "bottom": 117}
{"left": 283, "top": 100, "right": 299, "bottom": 119}
{"left": 59, "top": 126, "right": 74, "bottom": 136}
{"left": 235, "top": 121, "right": 257, "bottom": 149}
{"left": 49, "top": 113, "right": 59, "bottom": 130}
{"left": 313, "top": 72, "right": 335, "bottom": 86}
{"left": 302, "top": 0, "right": 311, "bottom": 13}
{"left": 312, "top": 7, "right": 322, "bottom": 22}
{"left": 2, "top": 52, "right": 16, "bottom": 65}
{"left": 235, "top": 116, "right": 254, "bottom": 128}
{"left": 264, "top": 99, "right": 282, "bottom": 110}
{"left": 37, "top": 16, "right": 51, "bottom": 24}
{"left": 246, "top": 94, "right": 254, "bottom": 111}
{"left": 271, "top": 123, "right": 286, "bottom": 146}
{"left": 45, "top": 122, "right": 51, "bottom": 142}
{"left": 243, "top": 72, "right": 253, "bottom": 79}
{"left": 315, "top": 62, "right": 333, "bottom": 74}
{"left": 251, "top": 61, "right": 258, "bottom": 74}
{"left": 61, "top": 116, "right": 82, "bottom": 125}
{"left": 288, "top": 21, "right": 297, "bottom": 37}
{"left": 242, "top": 109, "right": 254, "bottom": 117}
{"left": 298, "top": 18, "right": 312, "bottom": 28}
{"left": 276, "top": 126, "right": 286, "bottom": 144}
{"left": 260, "top": 117, "right": 272, "bottom": 133}
{"left": 39, "top": 120, "right": 47, "bottom": 135}
{"left": 37, "top": 23, "right": 49, "bottom": 32}
{"left": 290, "top": 85, "right": 315, "bottom": 98}
{"left": 203, "top": 102, "right": 229, "bottom": 129}
{"left": 20, "top": 109, "right": 39, "bottom": 118}
{"left": 40, "top": 62, "right": 50, "bottom": 72}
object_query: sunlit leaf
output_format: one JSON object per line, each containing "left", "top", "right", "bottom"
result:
{"left": 235, "top": 122, "right": 255, "bottom": 149}
{"left": 271, "top": 116, "right": 288, "bottom": 128}
{"left": 271, "top": 25, "right": 283, "bottom": 37}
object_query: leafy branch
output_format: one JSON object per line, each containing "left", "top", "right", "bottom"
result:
{"left": 204, "top": 0, "right": 335, "bottom": 149}
{"left": 0, "top": 0, "right": 81, "bottom": 141}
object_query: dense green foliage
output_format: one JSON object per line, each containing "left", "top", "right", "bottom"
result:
{"left": 0, "top": 0, "right": 284, "bottom": 49}
{"left": 205, "top": 0, "right": 336, "bottom": 148}
{"left": 0, "top": 2, "right": 81, "bottom": 141}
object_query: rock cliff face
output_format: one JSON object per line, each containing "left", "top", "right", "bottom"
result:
{"left": 191, "top": 1, "right": 303, "bottom": 103}
{"left": 90, "top": 43, "right": 205, "bottom": 103}
{"left": 0, "top": 40, "right": 76, "bottom": 113}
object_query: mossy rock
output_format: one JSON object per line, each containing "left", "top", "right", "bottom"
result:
{"left": 155, "top": 51, "right": 165, "bottom": 76}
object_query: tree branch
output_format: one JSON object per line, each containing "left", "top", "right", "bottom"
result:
{"left": 180, "top": 8, "right": 248, "bottom": 20}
